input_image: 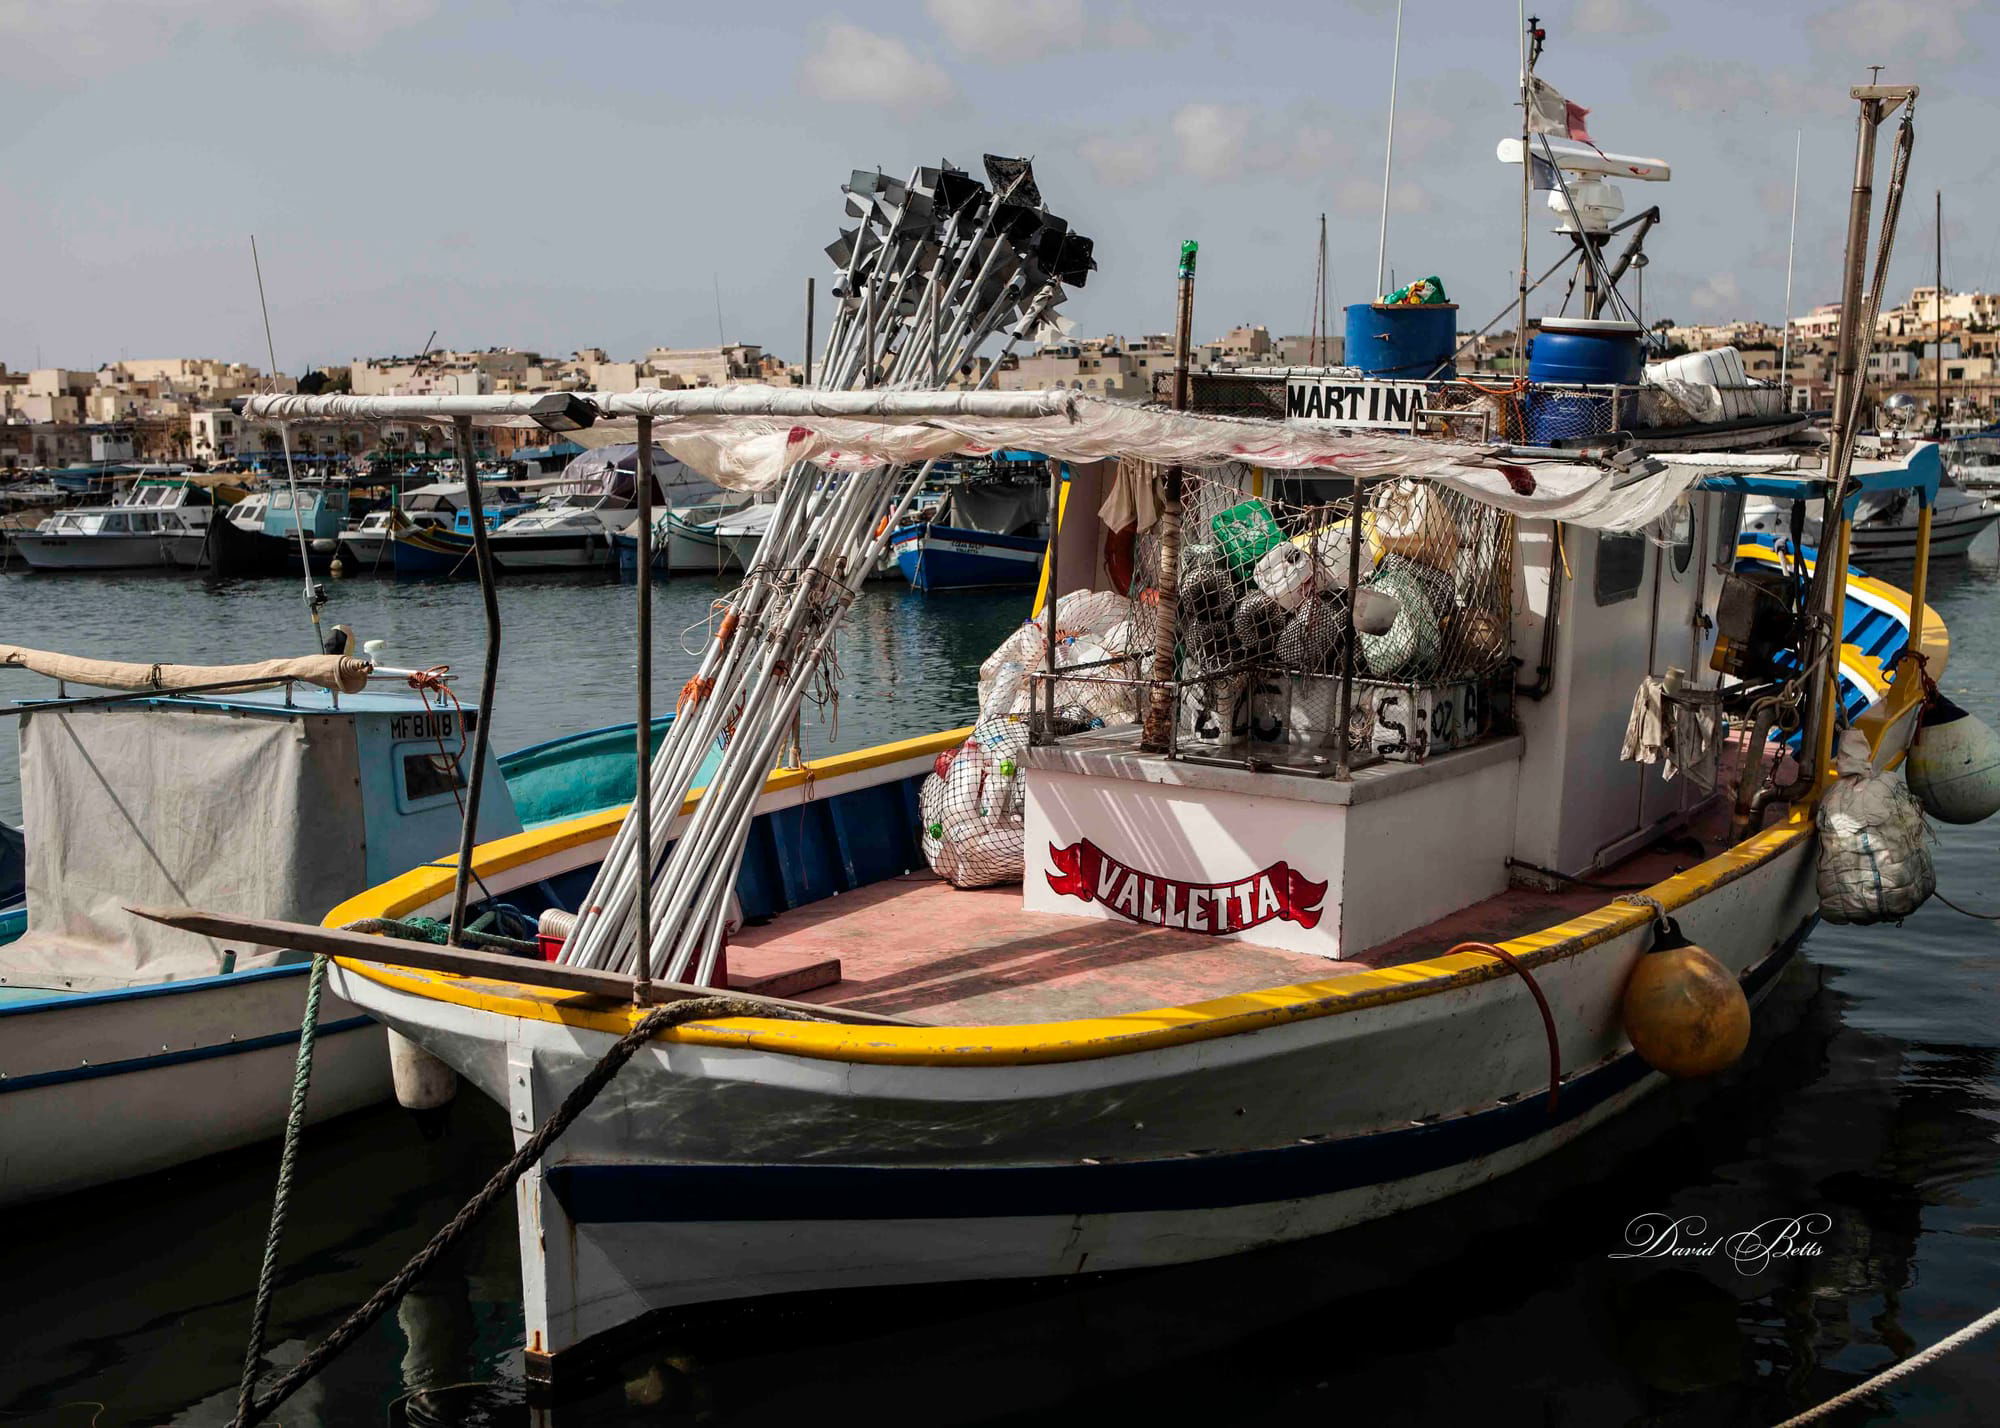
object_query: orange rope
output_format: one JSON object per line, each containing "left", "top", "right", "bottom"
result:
{"left": 404, "top": 665, "right": 468, "bottom": 768}
{"left": 676, "top": 676, "right": 714, "bottom": 714}
{"left": 1445, "top": 941, "right": 1563, "bottom": 1114}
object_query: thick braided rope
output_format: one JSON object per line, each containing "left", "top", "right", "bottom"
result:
{"left": 235, "top": 952, "right": 328, "bottom": 1424}
{"left": 1773, "top": 1301, "right": 2000, "bottom": 1426}
{"left": 234, "top": 994, "right": 820, "bottom": 1427}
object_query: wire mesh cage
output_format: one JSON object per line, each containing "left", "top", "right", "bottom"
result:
{"left": 1108, "top": 462, "right": 1517, "bottom": 772}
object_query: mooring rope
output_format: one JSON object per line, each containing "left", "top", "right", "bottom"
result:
{"left": 233, "top": 952, "right": 328, "bottom": 1425}
{"left": 231, "top": 993, "right": 825, "bottom": 1428}
{"left": 1773, "top": 1300, "right": 2000, "bottom": 1426}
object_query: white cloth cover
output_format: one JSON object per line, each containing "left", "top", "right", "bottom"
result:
{"left": 2, "top": 707, "right": 368, "bottom": 990}
{"left": 1817, "top": 729, "right": 1935, "bottom": 925}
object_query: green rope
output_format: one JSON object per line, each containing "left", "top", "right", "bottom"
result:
{"left": 233, "top": 952, "right": 328, "bottom": 1427}
{"left": 233, "top": 994, "right": 826, "bottom": 1427}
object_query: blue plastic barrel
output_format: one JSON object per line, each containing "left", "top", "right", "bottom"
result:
{"left": 1344, "top": 302, "right": 1458, "bottom": 380}
{"left": 1528, "top": 318, "right": 1643, "bottom": 385}
{"left": 1525, "top": 318, "right": 1643, "bottom": 444}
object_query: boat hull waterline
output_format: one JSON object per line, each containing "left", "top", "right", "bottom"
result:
{"left": 0, "top": 965, "right": 388, "bottom": 1206}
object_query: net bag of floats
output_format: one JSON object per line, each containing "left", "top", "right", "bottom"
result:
{"left": 919, "top": 591, "right": 1148, "bottom": 888}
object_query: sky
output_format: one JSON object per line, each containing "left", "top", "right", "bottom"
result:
{"left": 2, "top": 0, "right": 1997, "bottom": 375}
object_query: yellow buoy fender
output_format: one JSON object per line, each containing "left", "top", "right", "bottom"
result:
{"left": 1620, "top": 918, "right": 1751, "bottom": 1079}
{"left": 1906, "top": 693, "right": 2000, "bottom": 825}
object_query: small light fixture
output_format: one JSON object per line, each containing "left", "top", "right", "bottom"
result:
{"left": 528, "top": 391, "right": 596, "bottom": 432}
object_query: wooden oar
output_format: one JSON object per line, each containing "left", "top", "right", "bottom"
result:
{"left": 125, "top": 905, "right": 917, "bottom": 1027}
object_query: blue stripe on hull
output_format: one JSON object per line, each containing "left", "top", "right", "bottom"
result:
{"left": 547, "top": 920, "right": 1812, "bottom": 1224}
{"left": 892, "top": 526, "right": 1045, "bottom": 591}
{"left": 0, "top": 1015, "right": 374, "bottom": 1094}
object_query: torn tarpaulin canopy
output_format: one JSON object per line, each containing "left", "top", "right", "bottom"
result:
{"left": 634, "top": 402, "right": 1697, "bottom": 533}
{"left": 240, "top": 390, "right": 1696, "bottom": 532}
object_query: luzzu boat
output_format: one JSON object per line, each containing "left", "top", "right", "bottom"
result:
{"left": 288, "top": 402, "right": 1943, "bottom": 1381}
{"left": 219, "top": 104, "right": 1952, "bottom": 1388}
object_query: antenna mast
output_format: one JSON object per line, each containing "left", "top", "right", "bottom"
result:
{"left": 1374, "top": 0, "right": 1404, "bottom": 299}
{"left": 1780, "top": 131, "right": 1802, "bottom": 396}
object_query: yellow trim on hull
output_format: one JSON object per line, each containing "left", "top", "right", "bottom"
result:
{"left": 329, "top": 566, "right": 1945, "bottom": 1069}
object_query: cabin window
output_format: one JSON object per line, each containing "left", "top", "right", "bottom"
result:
{"left": 1594, "top": 532, "right": 1647, "bottom": 605}
{"left": 1668, "top": 500, "right": 1696, "bottom": 576}
{"left": 402, "top": 750, "right": 466, "bottom": 804}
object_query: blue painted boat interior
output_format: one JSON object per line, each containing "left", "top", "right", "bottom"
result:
{"left": 494, "top": 762, "right": 932, "bottom": 930}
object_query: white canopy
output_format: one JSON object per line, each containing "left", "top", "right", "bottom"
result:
{"left": 240, "top": 390, "right": 1696, "bottom": 531}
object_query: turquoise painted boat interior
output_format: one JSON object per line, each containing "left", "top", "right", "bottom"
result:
{"left": 498, "top": 716, "right": 724, "bottom": 828}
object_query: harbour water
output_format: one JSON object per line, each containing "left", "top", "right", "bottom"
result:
{"left": 3, "top": 554, "right": 1999, "bottom": 1425}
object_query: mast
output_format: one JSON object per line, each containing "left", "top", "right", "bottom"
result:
{"left": 1515, "top": 10, "right": 1539, "bottom": 368}
{"left": 1374, "top": 0, "right": 1404, "bottom": 299}
{"left": 1779, "top": 131, "right": 1801, "bottom": 396}
{"left": 1936, "top": 188, "right": 1945, "bottom": 439}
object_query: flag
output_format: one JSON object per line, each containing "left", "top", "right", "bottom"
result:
{"left": 1530, "top": 152, "right": 1560, "bottom": 191}
{"left": 1526, "top": 74, "right": 1594, "bottom": 145}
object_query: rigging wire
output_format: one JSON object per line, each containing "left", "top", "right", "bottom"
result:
{"left": 250, "top": 235, "right": 329, "bottom": 653}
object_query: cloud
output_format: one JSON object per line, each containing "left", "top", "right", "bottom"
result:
{"left": 799, "top": 22, "right": 955, "bottom": 109}
{"left": 1171, "top": 104, "right": 1256, "bottom": 180}
{"left": 1691, "top": 272, "right": 1744, "bottom": 313}
{"left": 1077, "top": 133, "right": 1162, "bottom": 188}
{"left": 925, "top": 0, "right": 1086, "bottom": 62}
{"left": 925, "top": 0, "right": 1163, "bottom": 61}
{"left": 1572, "top": 0, "right": 1667, "bottom": 35}
{"left": 1807, "top": 0, "right": 1979, "bottom": 65}
{"left": 0, "top": 0, "right": 438, "bottom": 80}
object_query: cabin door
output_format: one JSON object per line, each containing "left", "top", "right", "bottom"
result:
{"left": 1636, "top": 497, "right": 1709, "bottom": 833}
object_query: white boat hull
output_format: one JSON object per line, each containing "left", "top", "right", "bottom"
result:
{"left": 9, "top": 533, "right": 177, "bottom": 570}
{"left": 338, "top": 531, "right": 394, "bottom": 570}
{"left": 331, "top": 825, "right": 1818, "bottom": 1369}
{"left": 0, "top": 965, "right": 390, "bottom": 1205}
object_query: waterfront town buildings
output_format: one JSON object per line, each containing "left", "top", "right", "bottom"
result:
{"left": 8, "top": 284, "right": 2000, "bottom": 473}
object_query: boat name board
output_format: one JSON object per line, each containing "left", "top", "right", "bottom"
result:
{"left": 1284, "top": 377, "right": 1429, "bottom": 429}
{"left": 1045, "top": 838, "right": 1327, "bottom": 935}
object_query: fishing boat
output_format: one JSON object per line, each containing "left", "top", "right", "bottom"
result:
{"left": 1738, "top": 438, "right": 1999, "bottom": 561}
{"left": 0, "top": 640, "right": 726, "bottom": 1207}
{"left": 337, "top": 481, "right": 464, "bottom": 570}
{"left": 890, "top": 453, "right": 1052, "bottom": 591}
{"left": 185, "top": 87, "right": 1979, "bottom": 1399}
{"left": 10, "top": 474, "right": 215, "bottom": 571}
{"left": 390, "top": 481, "right": 537, "bottom": 576}
{"left": 471, "top": 443, "right": 715, "bottom": 572}
{"left": 614, "top": 496, "right": 750, "bottom": 575}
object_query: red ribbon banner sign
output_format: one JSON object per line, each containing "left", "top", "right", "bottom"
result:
{"left": 1045, "top": 839, "right": 1328, "bottom": 936}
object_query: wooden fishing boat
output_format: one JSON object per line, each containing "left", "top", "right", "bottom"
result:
{"left": 302, "top": 402, "right": 1944, "bottom": 1381}
{"left": 217, "top": 100, "right": 1950, "bottom": 1391}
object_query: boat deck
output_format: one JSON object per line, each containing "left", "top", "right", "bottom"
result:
{"left": 738, "top": 804, "right": 1735, "bottom": 1026}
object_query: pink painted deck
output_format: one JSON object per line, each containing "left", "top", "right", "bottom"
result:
{"left": 737, "top": 802, "right": 1741, "bottom": 1025}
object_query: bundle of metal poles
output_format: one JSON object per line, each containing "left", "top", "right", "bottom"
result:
{"left": 559, "top": 157, "right": 1094, "bottom": 985}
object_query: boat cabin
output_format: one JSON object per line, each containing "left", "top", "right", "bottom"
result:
{"left": 2, "top": 679, "right": 519, "bottom": 993}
